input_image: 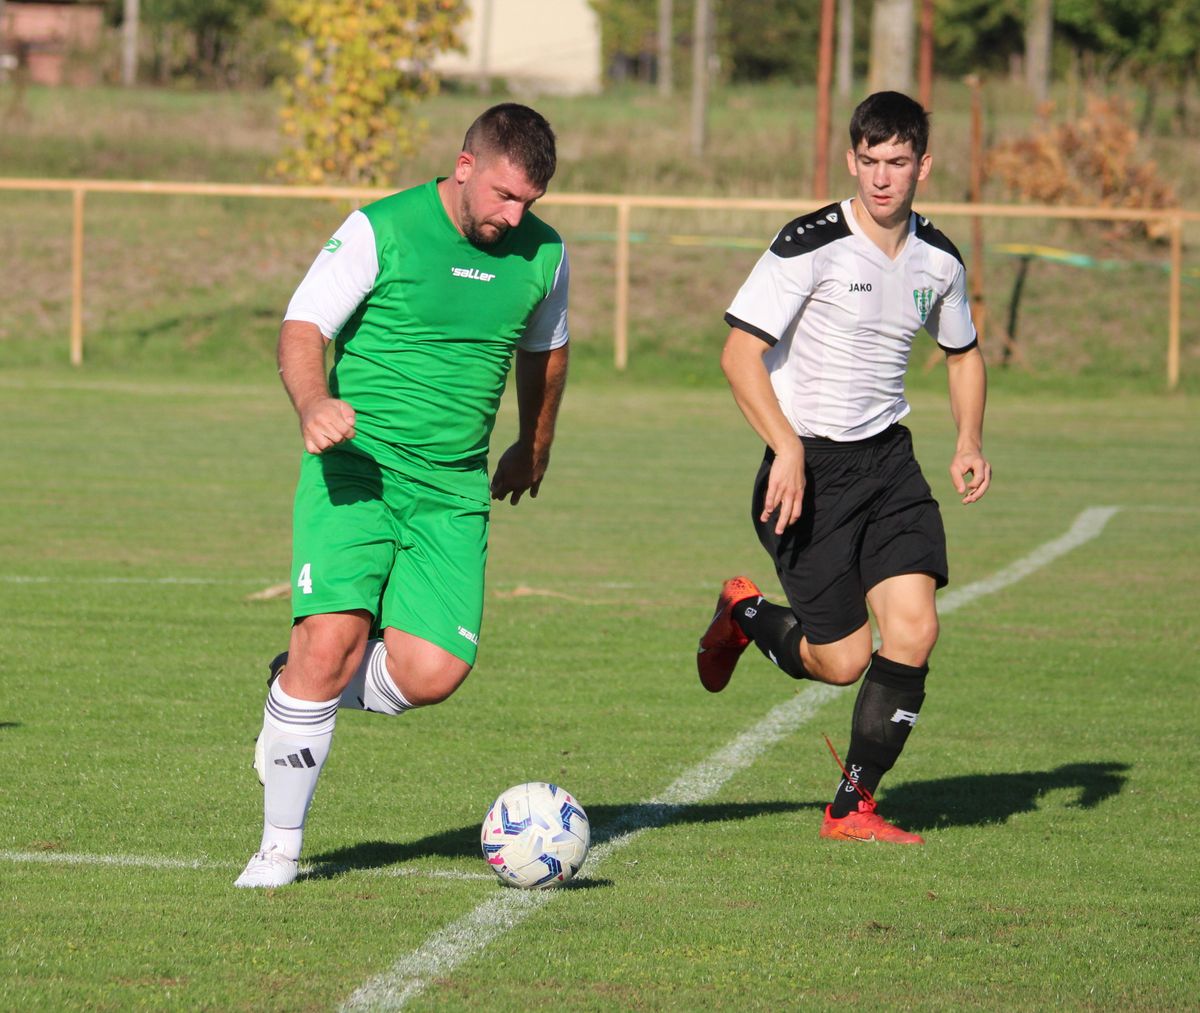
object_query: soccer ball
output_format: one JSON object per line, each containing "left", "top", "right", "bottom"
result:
{"left": 481, "top": 782, "right": 590, "bottom": 889}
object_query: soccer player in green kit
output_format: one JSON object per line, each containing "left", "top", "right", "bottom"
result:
{"left": 236, "top": 104, "right": 570, "bottom": 888}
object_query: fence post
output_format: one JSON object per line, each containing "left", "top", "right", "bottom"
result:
{"left": 71, "top": 187, "right": 85, "bottom": 366}
{"left": 1167, "top": 212, "right": 1181, "bottom": 391}
{"left": 614, "top": 199, "right": 631, "bottom": 370}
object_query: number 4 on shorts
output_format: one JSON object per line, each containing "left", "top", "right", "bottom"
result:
{"left": 297, "top": 562, "right": 313, "bottom": 595}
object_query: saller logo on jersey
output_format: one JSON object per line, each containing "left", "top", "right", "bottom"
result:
{"left": 323, "top": 238, "right": 342, "bottom": 253}
{"left": 451, "top": 267, "right": 496, "bottom": 282}
{"left": 913, "top": 287, "right": 934, "bottom": 322}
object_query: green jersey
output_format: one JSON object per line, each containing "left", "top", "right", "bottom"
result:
{"left": 285, "top": 179, "right": 569, "bottom": 501}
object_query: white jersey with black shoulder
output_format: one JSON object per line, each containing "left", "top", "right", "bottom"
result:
{"left": 725, "top": 198, "right": 977, "bottom": 441}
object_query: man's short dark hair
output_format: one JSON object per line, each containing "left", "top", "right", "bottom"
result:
{"left": 463, "top": 103, "right": 557, "bottom": 190}
{"left": 849, "top": 91, "right": 930, "bottom": 160}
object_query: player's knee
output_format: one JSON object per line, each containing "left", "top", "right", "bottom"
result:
{"left": 882, "top": 616, "right": 939, "bottom": 667}
{"left": 286, "top": 624, "right": 368, "bottom": 697}
{"left": 806, "top": 647, "right": 872, "bottom": 686}
{"left": 388, "top": 656, "right": 472, "bottom": 706}
{"left": 824, "top": 661, "right": 869, "bottom": 686}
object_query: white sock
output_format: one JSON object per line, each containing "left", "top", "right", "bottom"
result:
{"left": 337, "top": 639, "right": 415, "bottom": 716}
{"left": 258, "top": 680, "right": 338, "bottom": 860}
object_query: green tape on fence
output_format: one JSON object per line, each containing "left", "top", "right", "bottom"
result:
{"left": 571, "top": 233, "right": 1199, "bottom": 279}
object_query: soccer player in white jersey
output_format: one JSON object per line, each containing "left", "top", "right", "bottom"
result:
{"left": 698, "top": 91, "right": 991, "bottom": 844}
{"left": 235, "top": 104, "right": 570, "bottom": 887}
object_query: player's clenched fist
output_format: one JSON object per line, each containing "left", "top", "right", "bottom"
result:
{"left": 299, "top": 398, "right": 356, "bottom": 454}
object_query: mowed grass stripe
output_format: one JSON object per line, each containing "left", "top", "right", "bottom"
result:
{"left": 340, "top": 506, "right": 1119, "bottom": 1011}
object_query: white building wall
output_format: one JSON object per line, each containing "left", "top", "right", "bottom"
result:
{"left": 435, "top": 0, "right": 602, "bottom": 96}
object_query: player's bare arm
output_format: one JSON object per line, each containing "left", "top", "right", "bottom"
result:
{"left": 491, "top": 343, "right": 569, "bottom": 505}
{"left": 945, "top": 344, "right": 991, "bottom": 504}
{"left": 277, "top": 319, "right": 356, "bottom": 455}
{"left": 721, "top": 327, "right": 805, "bottom": 535}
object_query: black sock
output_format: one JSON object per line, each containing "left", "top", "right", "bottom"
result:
{"left": 829, "top": 653, "right": 928, "bottom": 817}
{"left": 733, "top": 597, "right": 811, "bottom": 680}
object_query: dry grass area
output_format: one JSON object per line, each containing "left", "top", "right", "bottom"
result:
{"left": 0, "top": 79, "right": 1196, "bottom": 387}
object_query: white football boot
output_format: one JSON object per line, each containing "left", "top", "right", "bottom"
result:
{"left": 234, "top": 843, "right": 299, "bottom": 889}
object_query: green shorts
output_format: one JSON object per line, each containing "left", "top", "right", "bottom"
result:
{"left": 290, "top": 449, "right": 489, "bottom": 665}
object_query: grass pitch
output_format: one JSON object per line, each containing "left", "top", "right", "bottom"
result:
{"left": 0, "top": 368, "right": 1196, "bottom": 1011}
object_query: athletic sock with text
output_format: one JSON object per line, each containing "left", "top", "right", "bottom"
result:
{"left": 733, "top": 597, "right": 811, "bottom": 680}
{"left": 829, "top": 653, "right": 927, "bottom": 817}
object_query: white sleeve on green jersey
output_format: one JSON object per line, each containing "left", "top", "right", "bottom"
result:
{"left": 284, "top": 210, "right": 379, "bottom": 340}
{"left": 517, "top": 247, "right": 570, "bottom": 352}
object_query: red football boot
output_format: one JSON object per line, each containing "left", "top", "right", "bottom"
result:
{"left": 696, "top": 576, "right": 762, "bottom": 692}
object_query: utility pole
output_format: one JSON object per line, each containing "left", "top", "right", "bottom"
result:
{"left": 918, "top": 0, "right": 933, "bottom": 110}
{"left": 916, "top": 0, "right": 936, "bottom": 109}
{"left": 689, "top": 0, "right": 710, "bottom": 159}
{"left": 657, "top": 0, "right": 673, "bottom": 97}
{"left": 814, "top": 0, "right": 836, "bottom": 200}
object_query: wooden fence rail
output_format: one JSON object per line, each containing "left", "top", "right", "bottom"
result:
{"left": 1, "top": 177, "right": 1196, "bottom": 388}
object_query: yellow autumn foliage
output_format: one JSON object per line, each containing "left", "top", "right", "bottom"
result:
{"left": 274, "top": 0, "right": 468, "bottom": 187}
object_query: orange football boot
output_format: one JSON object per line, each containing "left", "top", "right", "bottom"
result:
{"left": 696, "top": 576, "right": 762, "bottom": 692}
{"left": 820, "top": 800, "right": 925, "bottom": 844}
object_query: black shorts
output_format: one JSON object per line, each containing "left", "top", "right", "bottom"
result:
{"left": 751, "top": 424, "right": 948, "bottom": 645}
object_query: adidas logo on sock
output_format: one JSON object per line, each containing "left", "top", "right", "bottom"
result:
{"left": 274, "top": 747, "right": 317, "bottom": 769}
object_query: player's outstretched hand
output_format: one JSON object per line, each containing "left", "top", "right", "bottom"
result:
{"left": 299, "top": 398, "right": 356, "bottom": 455}
{"left": 490, "top": 441, "right": 546, "bottom": 505}
{"left": 950, "top": 448, "right": 991, "bottom": 504}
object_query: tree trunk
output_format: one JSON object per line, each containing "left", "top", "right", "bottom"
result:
{"left": 658, "top": 0, "right": 673, "bottom": 97}
{"left": 690, "top": 0, "right": 710, "bottom": 158}
{"left": 869, "top": 0, "right": 913, "bottom": 95}
{"left": 836, "top": 0, "right": 853, "bottom": 98}
{"left": 122, "top": 0, "right": 140, "bottom": 87}
{"left": 1025, "top": 0, "right": 1052, "bottom": 104}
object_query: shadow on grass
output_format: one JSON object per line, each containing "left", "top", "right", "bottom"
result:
{"left": 880, "top": 761, "right": 1131, "bottom": 831}
{"left": 302, "top": 765, "right": 1127, "bottom": 879}
{"left": 305, "top": 799, "right": 817, "bottom": 879}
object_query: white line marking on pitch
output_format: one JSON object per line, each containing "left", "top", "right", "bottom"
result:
{"left": 0, "top": 850, "right": 494, "bottom": 883}
{"left": 0, "top": 575, "right": 275, "bottom": 586}
{"left": 937, "top": 506, "right": 1120, "bottom": 614}
{"left": 0, "top": 509, "right": 1121, "bottom": 998}
{"left": 340, "top": 506, "right": 1122, "bottom": 1011}
{"left": 0, "top": 849, "right": 230, "bottom": 871}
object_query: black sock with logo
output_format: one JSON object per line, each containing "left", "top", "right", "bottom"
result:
{"left": 732, "top": 597, "right": 811, "bottom": 680}
{"left": 829, "top": 653, "right": 928, "bottom": 817}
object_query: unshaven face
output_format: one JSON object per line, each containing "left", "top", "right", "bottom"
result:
{"left": 455, "top": 153, "right": 545, "bottom": 246}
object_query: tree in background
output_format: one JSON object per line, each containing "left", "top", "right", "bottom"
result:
{"left": 589, "top": 0, "right": 660, "bottom": 83}
{"left": 931, "top": 0, "right": 1024, "bottom": 77}
{"left": 592, "top": 0, "right": 865, "bottom": 86}
{"left": 111, "top": 0, "right": 286, "bottom": 86}
{"left": 1056, "top": 0, "right": 1199, "bottom": 130}
{"left": 273, "top": 0, "right": 466, "bottom": 187}
{"left": 869, "top": 0, "right": 914, "bottom": 93}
